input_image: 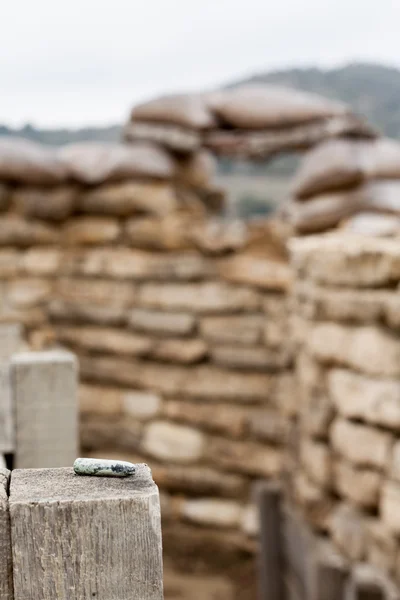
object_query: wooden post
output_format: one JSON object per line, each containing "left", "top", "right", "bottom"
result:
{"left": 255, "top": 481, "right": 284, "bottom": 600}
{"left": 9, "top": 465, "right": 163, "bottom": 600}
{"left": 0, "top": 324, "right": 22, "bottom": 361}
{"left": 0, "top": 468, "right": 13, "bottom": 600}
{"left": 0, "top": 324, "right": 22, "bottom": 455}
{"left": 11, "top": 351, "right": 78, "bottom": 469}
{"left": 309, "top": 539, "right": 348, "bottom": 600}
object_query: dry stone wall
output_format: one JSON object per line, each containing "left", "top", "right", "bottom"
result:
{"left": 290, "top": 233, "right": 400, "bottom": 588}
{"left": 0, "top": 137, "right": 295, "bottom": 600}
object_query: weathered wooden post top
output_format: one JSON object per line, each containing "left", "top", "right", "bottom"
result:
{"left": 1, "top": 464, "right": 164, "bottom": 600}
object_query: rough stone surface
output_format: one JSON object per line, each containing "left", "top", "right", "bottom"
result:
{"left": 142, "top": 421, "right": 205, "bottom": 463}
{"left": 330, "top": 418, "right": 393, "bottom": 469}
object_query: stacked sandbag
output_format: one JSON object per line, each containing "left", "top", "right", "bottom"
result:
{"left": 124, "top": 85, "right": 375, "bottom": 161}
{"left": 0, "top": 135, "right": 295, "bottom": 600}
{"left": 289, "top": 137, "right": 400, "bottom": 234}
{"left": 289, "top": 233, "right": 400, "bottom": 589}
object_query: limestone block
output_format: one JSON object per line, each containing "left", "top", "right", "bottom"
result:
{"left": 180, "top": 498, "right": 243, "bottom": 528}
{"left": 62, "top": 217, "right": 120, "bottom": 245}
{"left": 293, "top": 471, "right": 333, "bottom": 531}
{"left": 6, "top": 278, "right": 51, "bottom": 309}
{"left": 329, "top": 368, "right": 400, "bottom": 430}
{"left": 56, "top": 277, "right": 136, "bottom": 308}
{"left": 199, "top": 314, "right": 264, "bottom": 345}
{"left": 366, "top": 518, "right": 397, "bottom": 575}
{"left": 328, "top": 503, "right": 366, "bottom": 561}
{"left": 80, "top": 355, "right": 274, "bottom": 402}
{"left": 309, "top": 323, "right": 400, "bottom": 377}
{"left": 122, "top": 390, "right": 162, "bottom": 421}
{"left": 294, "top": 281, "right": 389, "bottom": 323}
{"left": 142, "top": 421, "right": 205, "bottom": 463}
{"left": 389, "top": 441, "right": 400, "bottom": 483}
{"left": 330, "top": 418, "right": 393, "bottom": 469}
{"left": 210, "top": 344, "right": 291, "bottom": 371}
{"left": 151, "top": 463, "right": 247, "bottom": 498}
{"left": 246, "top": 408, "right": 289, "bottom": 444}
{"left": 206, "top": 437, "right": 282, "bottom": 477}
{"left": 78, "top": 249, "right": 211, "bottom": 281}
{"left": 56, "top": 325, "right": 152, "bottom": 356}
{"left": 300, "top": 438, "right": 331, "bottom": 488}
{"left": 240, "top": 504, "right": 259, "bottom": 537}
{"left": 79, "top": 384, "right": 123, "bottom": 417}
{"left": 20, "top": 248, "right": 61, "bottom": 275}
{"left": 129, "top": 308, "right": 196, "bottom": 336}
{"left": 164, "top": 400, "right": 246, "bottom": 438}
{"left": 289, "top": 234, "right": 400, "bottom": 287}
{"left": 50, "top": 299, "right": 127, "bottom": 326}
{"left": 218, "top": 255, "right": 292, "bottom": 291}
{"left": 381, "top": 481, "right": 400, "bottom": 534}
{"left": 333, "top": 460, "right": 381, "bottom": 509}
{"left": 150, "top": 338, "right": 208, "bottom": 364}
{"left": 137, "top": 281, "right": 262, "bottom": 313}
{"left": 0, "top": 249, "right": 20, "bottom": 277}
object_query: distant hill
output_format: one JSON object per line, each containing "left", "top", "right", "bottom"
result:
{"left": 2, "top": 62, "right": 400, "bottom": 147}
{"left": 0, "top": 123, "right": 121, "bottom": 146}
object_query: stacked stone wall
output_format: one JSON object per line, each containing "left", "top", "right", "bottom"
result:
{"left": 290, "top": 233, "right": 400, "bottom": 588}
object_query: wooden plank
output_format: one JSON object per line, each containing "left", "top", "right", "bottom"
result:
{"left": 0, "top": 325, "right": 22, "bottom": 361}
{"left": 0, "top": 365, "right": 13, "bottom": 454}
{"left": 309, "top": 538, "right": 348, "bottom": 600}
{"left": 282, "top": 505, "right": 312, "bottom": 600}
{"left": 11, "top": 351, "right": 78, "bottom": 469}
{"left": 9, "top": 465, "right": 163, "bottom": 600}
{"left": 0, "top": 468, "right": 13, "bottom": 600}
{"left": 255, "top": 481, "right": 284, "bottom": 600}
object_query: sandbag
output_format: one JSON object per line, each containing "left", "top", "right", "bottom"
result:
{"left": 80, "top": 181, "right": 179, "bottom": 217}
{"left": 12, "top": 185, "right": 78, "bottom": 221}
{"left": 204, "top": 114, "right": 374, "bottom": 159}
{"left": 0, "top": 183, "right": 11, "bottom": 212}
{"left": 131, "top": 93, "right": 215, "bottom": 129}
{"left": 340, "top": 213, "right": 400, "bottom": 237}
{"left": 0, "top": 137, "right": 66, "bottom": 185}
{"left": 288, "top": 190, "right": 361, "bottom": 234}
{"left": 58, "top": 141, "right": 175, "bottom": 185}
{"left": 361, "top": 138, "right": 400, "bottom": 179}
{"left": 360, "top": 180, "right": 400, "bottom": 213}
{"left": 176, "top": 150, "right": 216, "bottom": 189}
{"left": 293, "top": 139, "right": 366, "bottom": 200}
{"left": 125, "top": 215, "right": 194, "bottom": 250}
{"left": 123, "top": 121, "right": 201, "bottom": 154}
{"left": 207, "top": 84, "right": 348, "bottom": 130}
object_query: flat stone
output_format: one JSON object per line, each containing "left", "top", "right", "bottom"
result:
{"left": 73, "top": 457, "right": 135, "bottom": 477}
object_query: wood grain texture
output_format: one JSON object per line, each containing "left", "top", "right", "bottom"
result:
{"left": 9, "top": 465, "right": 163, "bottom": 600}
{"left": 255, "top": 481, "right": 284, "bottom": 600}
{"left": 309, "top": 539, "right": 348, "bottom": 600}
{"left": 11, "top": 351, "right": 78, "bottom": 468}
{"left": 0, "top": 325, "right": 22, "bottom": 361}
{"left": 0, "top": 365, "right": 14, "bottom": 453}
{"left": 0, "top": 468, "right": 13, "bottom": 600}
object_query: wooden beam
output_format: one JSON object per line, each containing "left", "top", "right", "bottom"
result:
{"left": 9, "top": 465, "right": 163, "bottom": 600}
{"left": 309, "top": 538, "right": 348, "bottom": 600}
{"left": 0, "top": 365, "right": 13, "bottom": 454}
{"left": 0, "top": 468, "right": 13, "bottom": 600}
{"left": 11, "top": 351, "right": 78, "bottom": 469}
{"left": 255, "top": 481, "right": 284, "bottom": 600}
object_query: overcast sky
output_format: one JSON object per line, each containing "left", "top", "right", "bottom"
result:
{"left": 2, "top": 0, "right": 399, "bottom": 127}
